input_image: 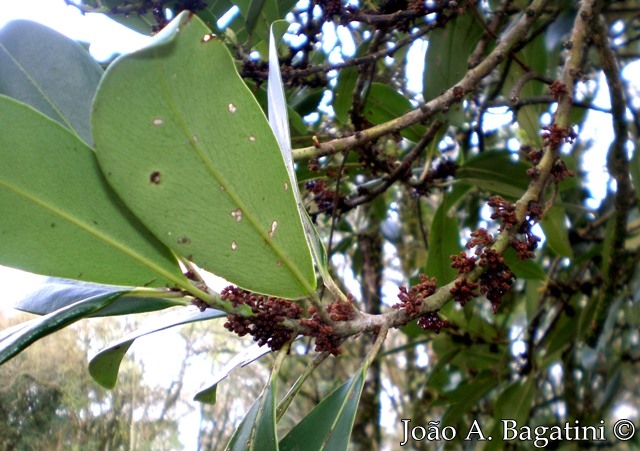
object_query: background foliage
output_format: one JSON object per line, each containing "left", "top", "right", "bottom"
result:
{"left": 1, "top": 0, "right": 640, "bottom": 449}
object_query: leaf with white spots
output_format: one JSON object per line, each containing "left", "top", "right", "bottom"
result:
{"left": 92, "top": 12, "right": 316, "bottom": 299}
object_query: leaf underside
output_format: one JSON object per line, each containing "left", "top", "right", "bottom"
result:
{"left": 92, "top": 12, "right": 316, "bottom": 299}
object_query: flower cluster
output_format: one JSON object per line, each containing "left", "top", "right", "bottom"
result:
{"left": 542, "top": 123, "right": 578, "bottom": 148}
{"left": 393, "top": 274, "right": 438, "bottom": 315}
{"left": 222, "top": 286, "right": 302, "bottom": 352}
{"left": 488, "top": 196, "right": 518, "bottom": 231}
{"left": 306, "top": 179, "right": 337, "bottom": 213}
{"left": 449, "top": 278, "right": 479, "bottom": 306}
{"left": 478, "top": 249, "right": 515, "bottom": 313}
{"left": 417, "top": 312, "right": 449, "bottom": 333}
{"left": 450, "top": 252, "right": 476, "bottom": 274}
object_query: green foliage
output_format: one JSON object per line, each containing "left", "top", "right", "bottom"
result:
{"left": 1, "top": 1, "right": 640, "bottom": 449}
{"left": 92, "top": 13, "right": 315, "bottom": 299}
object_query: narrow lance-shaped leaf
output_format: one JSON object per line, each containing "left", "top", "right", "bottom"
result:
{"left": 0, "top": 95, "right": 187, "bottom": 288}
{"left": 0, "top": 291, "right": 125, "bottom": 365}
{"left": 194, "top": 342, "right": 271, "bottom": 403}
{"left": 268, "top": 25, "right": 329, "bottom": 278}
{"left": 0, "top": 20, "right": 103, "bottom": 146}
{"left": 279, "top": 368, "right": 368, "bottom": 450}
{"left": 89, "top": 306, "right": 226, "bottom": 389}
{"left": 14, "top": 277, "right": 186, "bottom": 317}
{"left": 226, "top": 348, "right": 284, "bottom": 451}
{"left": 92, "top": 12, "right": 316, "bottom": 299}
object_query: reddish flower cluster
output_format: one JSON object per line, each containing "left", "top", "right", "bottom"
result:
{"left": 466, "top": 228, "right": 495, "bottom": 253}
{"left": 449, "top": 278, "right": 479, "bottom": 306}
{"left": 542, "top": 123, "right": 578, "bottom": 148}
{"left": 549, "top": 80, "right": 568, "bottom": 101}
{"left": 551, "top": 159, "right": 575, "bottom": 183}
{"left": 418, "top": 312, "right": 449, "bottom": 333}
{"left": 326, "top": 296, "right": 358, "bottom": 321}
{"left": 488, "top": 196, "right": 518, "bottom": 230}
{"left": 222, "top": 286, "right": 302, "bottom": 352}
{"left": 450, "top": 251, "right": 476, "bottom": 274}
{"left": 306, "top": 179, "right": 336, "bottom": 212}
{"left": 478, "top": 249, "right": 515, "bottom": 313}
{"left": 300, "top": 309, "right": 343, "bottom": 356}
{"left": 393, "top": 274, "right": 438, "bottom": 314}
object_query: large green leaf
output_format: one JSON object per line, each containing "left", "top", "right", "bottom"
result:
{"left": 484, "top": 378, "right": 535, "bottom": 451}
{"left": 541, "top": 205, "right": 574, "bottom": 258}
{"left": 15, "top": 278, "right": 185, "bottom": 317}
{"left": 425, "top": 193, "right": 463, "bottom": 283}
{"left": 363, "top": 83, "right": 426, "bottom": 142}
{"left": 92, "top": 12, "right": 316, "bottom": 299}
{"left": 279, "top": 368, "right": 367, "bottom": 451}
{"left": 423, "top": 11, "right": 483, "bottom": 126}
{"left": 0, "top": 291, "right": 124, "bottom": 365}
{"left": 457, "top": 151, "right": 531, "bottom": 199}
{"left": 0, "top": 95, "right": 186, "bottom": 288}
{"left": 89, "top": 306, "right": 225, "bottom": 389}
{"left": 0, "top": 20, "right": 103, "bottom": 146}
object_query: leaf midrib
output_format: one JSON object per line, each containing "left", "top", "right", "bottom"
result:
{"left": 0, "top": 178, "right": 185, "bottom": 287}
{"left": 154, "top": 58, "right": 314, "bottom": 297}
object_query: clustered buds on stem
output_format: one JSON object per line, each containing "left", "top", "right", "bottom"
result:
{"left": 222, "top": 286, "right": 302, "bottom": 352}
{"left": 393, "top": 274, "right": 448, "bottom": 332}
{"left": 222, "top": 286, "right": 357, "bottom": 356}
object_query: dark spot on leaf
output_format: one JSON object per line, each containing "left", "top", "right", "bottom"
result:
{"left": 150, "top": 171, "right": 161, "bottom": 184}
{"left": 177, "top": 236, "right": 191, "bottom": 245}
{"left": 50, "top": 223, "right": 55, "bottom": 228}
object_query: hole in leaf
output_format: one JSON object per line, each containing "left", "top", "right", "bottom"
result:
{"left": 228, "top": 103, "right": 237, "bottom": 113}
{"left": 150, "top": 171, "right": 161, "bottom": 184}
{"left": 231, "top": 241, "right": 238, "bottom": 250}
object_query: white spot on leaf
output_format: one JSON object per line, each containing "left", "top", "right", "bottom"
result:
{"left": 230, "top": 208, "right": 243, "bottom": 222}
{"left": 249, "top": 134, "right": 256, "bottom": 142}
{"left": 276, "top": 260, "right": 282, "bottom": 267}
{"left": 220, "top": 185, "right": 225, "bottom": 191}
{"left": 153, "top": 118, "right": 163, "bottom": 125}
{"left": 192, "top": 135, "right": 198, "bottom": 143}
{"left": 231, "top": 240, "right": 238, "bottom": 250}
{"left": 228, "top": 103, "right": 237, "bottom": 113}
{"left": 202, "top": 34, "right": 212, "bottom": 42}
{"left": 283, "top": 182, "right": 289, "bottom": 191}
{"left": 268, "top": 220, "right": 278, "bottom": 237}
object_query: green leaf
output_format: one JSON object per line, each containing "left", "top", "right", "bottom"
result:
{"left": 92, "top": 12, "right": 316, "bottom": 299}
{"left": 333, "top": 40, "right": 369, "bottom": 124}
{"left": 89, "top": 306, "right": 225, "bottom": 389}
{"left": 0, "top": 20, "right": 103, "bottom": 146}
{"left": 506, "top": 34, "right": 547, "bottom": 147}
{"left": 15, "top": 278, "right": 185, "bottom": 317}
{"left": 279, "top": 368, "right": 367, "bottom": 451}
{"left": 226, "top": 346, "right": 286, "bottom": 451}
{"left": 0, "top": 291, "right": 123, "bottom": 365}
{"left": 503, "top": 248, "right": 547, "bottom": 280}
{"left": 423, "top": 11, "right": 483, "bottom": 126}
{"left": 439, "top": 371, "right": 501, "bottom": 427}
{"left": 457, "top": 151, "right": 531, "bottom": 199}
{"left": 484, "top": 378, "right": 535, "bottom": 451}
{"left": 0, "top": 95, "right": 186, "bottom": 288}
{"left": 541, "top": 205, "right": 574, "bottom": 257}
{"left": 194, "top": 343, "right": 272, "bottom": 403}
{"left": 425, "top": 194, "right": 461, "bottom": 283}
{"left": 363, "top": 83, "right": 426, "bottom": 142}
